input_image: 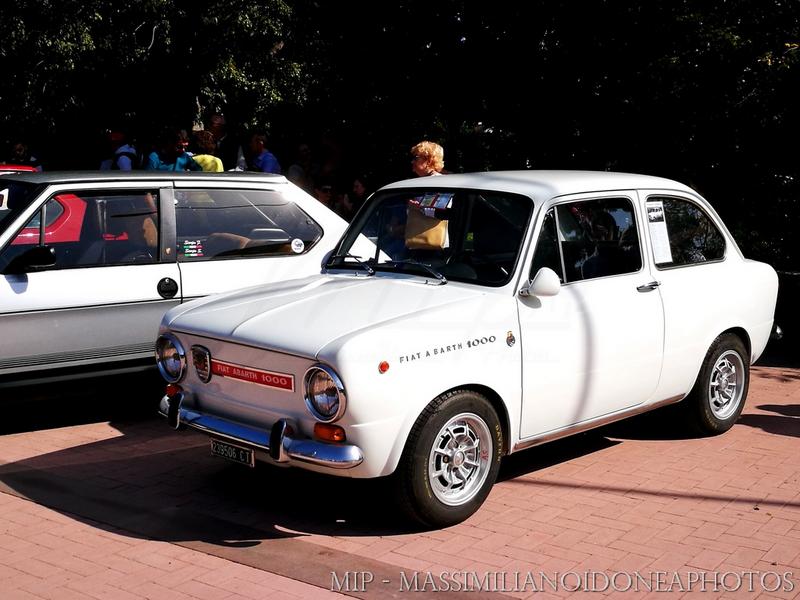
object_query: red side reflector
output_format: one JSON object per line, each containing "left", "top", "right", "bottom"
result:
{"left": 314, "top": 423, "right": 346, "bottom": 442}
{"left": 165, "top": 383, "right": 182, "bottom": 396}
{"left": 378, "top": 361, "right": 390, "bottom": 374}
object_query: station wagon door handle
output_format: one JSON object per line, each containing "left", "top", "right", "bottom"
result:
{"left": 636, "top": 281, "right": 661, "bottom": 292}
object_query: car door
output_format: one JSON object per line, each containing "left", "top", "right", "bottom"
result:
{"left": 517, "top": 192, "right": 665, "bottom": 439}
{"left": 172, "top": 181, "right": 340, "bottom": 301}
{"left": 639, "top": 190, "right": 732, "bottom": 401}
{"left": 0, "top": 182, "right": 180, "bottom": 378}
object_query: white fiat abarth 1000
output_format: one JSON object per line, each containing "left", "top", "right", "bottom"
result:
{"left": 156, "top": 170, "right": 778, "bottom": 528}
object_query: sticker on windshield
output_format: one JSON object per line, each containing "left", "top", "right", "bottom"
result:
{"left": 291, "top": 238, "right": 305, "bottom": 254}
{"left": 409, "top": 192, "right": 454, "bottom": 210}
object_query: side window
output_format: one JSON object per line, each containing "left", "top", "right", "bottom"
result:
{"left": 646, "top": 196, "right": 725, "bottom": 268}
{"left": 1, "top": 191, "right": 160, "bottom": 270}
{"left": 175, "top": 189, "right": 323, "bottom": 261}
{"left": 530, "top": 209, "right": 564, "bottom": 281}
{"left": 535, "top": 197, "right": 642, "bottom": 283}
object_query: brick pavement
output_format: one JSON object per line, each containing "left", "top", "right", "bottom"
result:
{"left": 0, "top": 365, "right": 798, "bottom": 599}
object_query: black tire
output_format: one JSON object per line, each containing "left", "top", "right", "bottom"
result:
{"left": 394, "top": 389, "right": 503, "bottom": 528}
{"left": 685, "top": 333, "right": 749, "bottom": 435}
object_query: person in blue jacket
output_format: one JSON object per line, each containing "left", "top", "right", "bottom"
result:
{"left": 146, "top": 130, "right": 202, "bottom": 171}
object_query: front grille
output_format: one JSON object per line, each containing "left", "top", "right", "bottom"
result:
{"left": 191, "top": 345, "right": 211, "bottom": 382}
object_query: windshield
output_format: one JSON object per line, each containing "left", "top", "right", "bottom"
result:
{"left": 0, "top": 181, "right": 43, "bottom": 232}
{"left": 329, "top": 188, "right": 533, "bottom": 286}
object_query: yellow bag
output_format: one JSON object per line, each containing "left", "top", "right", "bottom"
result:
{"left": 405, "top": 208, "right": 448, "bottom": 249}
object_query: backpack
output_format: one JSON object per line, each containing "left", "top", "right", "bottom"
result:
{"left": 111, "top": 151, "right": 139, "bottom": 170}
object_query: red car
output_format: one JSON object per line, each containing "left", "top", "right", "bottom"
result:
{"left": 0, "top": 164, "right": 39, "bottom": 173}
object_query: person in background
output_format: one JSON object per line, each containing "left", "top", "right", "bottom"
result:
{"left": 191, "top": 130, "right": 223, "bottom": 172}
{"left": 7, "top": 142, "right": 43, "bottom": 171}
{"left": 206, "top": 113, "right": 246, "bottom": 170}
{"left": 99, "top": 131, "right": 137, "bottom": 170}
{"left": 410, "top": 140, "right": 444, "bottom": 177}
{"left": 146, "top": 130, "right": 202, "bottom": 171}
{"left": 349, "top": 173, "right": 372, "bottom": 214}
{"left": 286, "top": 141, "right": 315, "bottom": 194}
{"left": 248, "top": 132, "right": 281, "bottom": 174}
{"left": 313, "top": 177, "right": 334, "bottom": 209}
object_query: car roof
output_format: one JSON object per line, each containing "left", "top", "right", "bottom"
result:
{"left": 0, "top": 171, "right": 288, "bottom": 185}
{"left": 381, "top": 170, "right": 698, "bottom": 201}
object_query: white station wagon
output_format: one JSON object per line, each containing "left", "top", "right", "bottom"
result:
{"left": 0, "top": 172, "right": 346, "bottom": 386}
{"left": 156, "top": 170, "right": 778, "bottom": 527}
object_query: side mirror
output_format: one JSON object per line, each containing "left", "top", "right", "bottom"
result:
{"left": 519, "top": 267, "right": 561, "bottom": 298}
{"left": 4, "top": 245, "right": 56, "bottom": 274}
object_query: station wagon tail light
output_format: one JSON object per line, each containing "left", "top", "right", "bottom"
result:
{"left": 303, "top": 365, "right": 347, "bottom": 423}
{"left": 155, "top": 333, "right": 187, "bottom": 383}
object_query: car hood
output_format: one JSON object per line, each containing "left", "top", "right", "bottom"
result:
{"left": 166, "top": 274, "right": 488, "bottom": 358}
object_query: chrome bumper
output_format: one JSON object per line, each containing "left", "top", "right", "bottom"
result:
{"left": 159, "top": 392, "right": 364, "bottom": 469}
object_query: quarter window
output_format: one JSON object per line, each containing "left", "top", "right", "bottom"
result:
{"left": 174, "top": 189, "right": 322, "bottom": 261}
{"left": 646, "top": 197, "right": 725, "bottom": 267}
{"left": 530, "top": 197, "right": 642, "bottom": 283}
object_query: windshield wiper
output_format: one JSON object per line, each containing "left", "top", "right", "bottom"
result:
{"left": 379, "top": 259, "right": 447, "bottom": 284}
{"left": 326, "top": 252, "right": 375, "bottom": 275}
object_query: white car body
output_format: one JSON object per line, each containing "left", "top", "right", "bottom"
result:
{"left": 157, "top": 170, "right": 778, "bottom": 527}
{"left": 0, "top": 172, "right": 347, "bottom": 385}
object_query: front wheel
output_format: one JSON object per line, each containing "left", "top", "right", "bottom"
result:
{"left": 686, "top": 333, "right": 749, "bottom": 435}
{"left": 394, "top": 389, "right": 503, "bottom": 528}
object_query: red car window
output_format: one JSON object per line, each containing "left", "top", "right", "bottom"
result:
{"left": 10, "top": 194, "right": 87, "bottom": 246}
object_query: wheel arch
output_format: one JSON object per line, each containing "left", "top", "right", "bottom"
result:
{"left": 687, "top": 326, "right": 752, "bottom": 393}
{"left": 720, "top": 326, "right": 751, "bottom": 362}
{"left": 440, "top": 383, "right": 511, "bottom": 456}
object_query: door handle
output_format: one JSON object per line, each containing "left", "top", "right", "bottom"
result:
{"left": 636, "top": 281, "right": 661, "bottom": 292}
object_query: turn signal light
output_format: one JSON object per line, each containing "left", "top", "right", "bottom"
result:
{"left": 165, "top": 383, "right": 183, "bottom": 397}
{"left": 314, "top": 423, "right": 346, "bottom": 442}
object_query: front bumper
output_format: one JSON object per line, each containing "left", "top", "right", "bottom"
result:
{"left": 159, "top": 392, "right": 364, "bottom": 469}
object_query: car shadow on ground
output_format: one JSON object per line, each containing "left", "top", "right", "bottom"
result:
{"left": 0, "top": 383, "right": 621, "bottom": 544}
{"left": 736, "top": 403, "right": 800, "bottom": 438}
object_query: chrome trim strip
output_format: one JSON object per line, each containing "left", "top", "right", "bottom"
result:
{"left": 0, "top": 298, "right": 178, "bottom": 318}
{"left": 513, "top": 394, "right": 685, "bottom": 453}
{"left": 159, "top": 399, "right": 363, "bottom": 469}
{"left": 0, "top": 341, "right": 153, "bottom": 369}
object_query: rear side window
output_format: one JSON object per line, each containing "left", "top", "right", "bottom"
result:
{"left": 646, "top": 197, "right": 725, "bottom": 268}
{"left": 174, "top": 189, "right": 322, "bottom": 261}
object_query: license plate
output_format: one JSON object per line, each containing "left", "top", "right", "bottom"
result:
{"left": 210, "top": 439, "right": 254, "bottom": 467}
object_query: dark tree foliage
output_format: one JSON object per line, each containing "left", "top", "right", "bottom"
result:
{"left": 0, "top": 0, "right": 798, "bottom": 267}
{"left": 0, "top": 0, "right": 306, "bottom": 165}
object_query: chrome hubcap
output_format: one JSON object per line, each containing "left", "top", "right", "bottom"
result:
{"left": 429, "top": 412, "right": 492, "bottom": 506}
{"left": 708, "top": 350, "right": 745, "bottom": 420}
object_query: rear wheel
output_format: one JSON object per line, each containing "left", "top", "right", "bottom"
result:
{"left": 686, "top": 333, "right": 749, "bottom": 435}
{"left": 395, "top": 389, "right": 503, "bottom": 528}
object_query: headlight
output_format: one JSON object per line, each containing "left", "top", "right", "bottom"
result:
{"left": 155, "top": 333, "right": 187, "bottom": 383}
{"left": 304, "top": 365, "right": 346, "bottom": 422}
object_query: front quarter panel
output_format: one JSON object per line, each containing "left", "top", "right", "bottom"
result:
{"left": 317, "top": 292, "right": 521, "bottom": 478}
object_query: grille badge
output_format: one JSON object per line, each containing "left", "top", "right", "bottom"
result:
{"left": 192, "top": 345, "right": 212, "bottom": 383}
